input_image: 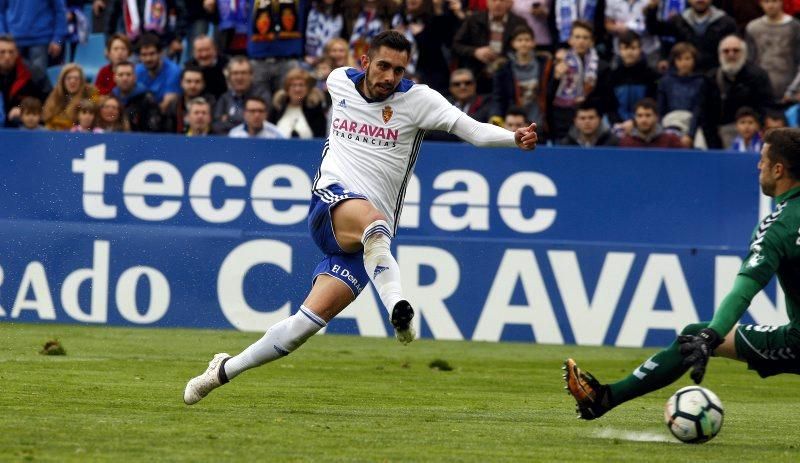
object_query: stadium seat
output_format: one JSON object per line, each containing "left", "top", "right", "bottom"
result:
{"left": 47, "top": 65, "right": 63, "bottom": 86}
{"left": 73, "top": 33, "right": 107, "bottom": 83}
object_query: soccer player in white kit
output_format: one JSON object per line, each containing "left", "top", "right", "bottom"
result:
{"left": 184, "top": 31, "right": 538, "bottom": 405}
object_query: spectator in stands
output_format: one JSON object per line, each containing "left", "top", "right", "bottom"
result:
{"left": 248, "top": 0, "right": 305, "bottom": 95}
{"left": 163, "top": 66, "right": 213, "bottom": 134}
{"left": 104, "top": 0, "right": 187, "bottom": 57}
{"left": 270, "top": 67, "right": 328, "bottom": 139}
{"left": 605, "top": 0, "right": 659, "bottom": 65}
{"left": 0, "top": 0, "right": 68, "bottom": 72}
{"left": 704, "top": 34, "right": 773, "bottom": 149}
{"left": 184, "top": 0, "right": 217, "bottom": 58}
{"left": 135, "top": 33, "right": 181, "bottom": 112}
{"left": 213, "top": 56, "right": 271, "bottom": 134}
{"left": 347, "top": 0, "right": 397, "bottom": 67}
{"left": 43, "top": 64, "right": 100, "bottom": 130}
{"left": 95, "top": 34, "right": 133, "bottom": 95}
{"left": 746, "top": 0, "right": 800, "bottom": 102}
{"left": 0, "top": 35, "right": 52, "bottom": 127}
{"left": 112, "top": 61, "right": 162, "bottom": 132}
{"left": 230, "top": 95, "right": 285, "bottom": 139}
{"left": 546, "top": 20, "right": 609, "bottom": 143}
{"left": 657, "top": 42, "right": 707, "bottom": 148}
{"left": 305, "top": 0, "right": 345, "bottom": 67}
{"left": 96, "top": 94, "right": 130, "bottom": 131}
{"left": 185, "top": 35, "right": 229, "bottom": 99}
{"left": 424, "top": 68, "right": 491, "bottom": 142}
{"left": 512, "top": 0, "right": 553, "bottom": 52}
{"left": 70, "top": 98, "right": 103, "bottom": 133}
{"left": 560, "top": 101, "right": 619, "bottom": 146}
{"left": 730, "top": 106, "right": 763, "bottom": 152}
{"left": 215, "top": 0, "right": 249, "bottom": 57}
{"left": 645, "top": 0, "right": 737, "bottom": 73}
{"left": 392, "top": 0, "right": 459, "bottom": 94}
{"left": 607, "top": 31, "right": 658, "bottom": 138}
{"left": 452, "top": 0, "right": 528, "bottom": 93}
{"left": 18, "top": 96, "right": 44, "bottom": 130}
{"left": 186, "top": 96, "right": 212, "bottom": 136}
{"left": 322, "top": 37, "right": 354, "bottom": 69}
{"left": 715, "top": 0, "right": 764, "bottom": 31}
{"left": 489, "top": 26, "right": 552, "bottom": 136}
{"left": 764, "top": 109, "right": 788, "bottom": 130}
{"left": 548, "top": 0, "right": 606, "bottom": 49}
{"left": 503, "top": 105, "right": 529, "bottom": 131}
{"left": 619, "top": 97, "right": 683, "bottom": 148}
{"left": 447, "top": 68, "right": 491, "bottom": 123}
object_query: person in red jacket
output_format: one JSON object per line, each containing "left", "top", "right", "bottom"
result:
{"left": 619, "top": 98, "right": 684, "bottom": 148}
{"left": 0, "top": 35, "right": 52, "bottom": 127}
{"left": 95, "top": 34, "right": 133, "bottom": 95}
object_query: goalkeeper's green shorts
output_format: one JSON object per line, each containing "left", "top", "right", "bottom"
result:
{"left": 733, "top": 323, "right": 800, "bottom": 378}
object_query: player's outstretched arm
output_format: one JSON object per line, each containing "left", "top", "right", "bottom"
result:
{"left": 449, "top": 113, "right": 538, "bottom": 150}
{"left": 678, "top": 274, "right": 762, "bottom": 383}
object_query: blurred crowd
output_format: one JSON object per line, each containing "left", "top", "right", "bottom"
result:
{"left": 1, "top": 0, "right": 800, "bottom": 151}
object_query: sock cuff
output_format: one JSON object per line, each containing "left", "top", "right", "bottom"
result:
{"left": 361, "top": 219, "right": 393, "bottom": 244}
{"left": 298, "top": 305, "right": 327, "bottom": 327}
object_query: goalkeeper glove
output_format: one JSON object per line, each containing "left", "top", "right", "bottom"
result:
{"left": 677, "top": 328, "right": 722, "bottom": 384}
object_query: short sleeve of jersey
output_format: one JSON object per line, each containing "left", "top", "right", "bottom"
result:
{"left": 738, "top": 221, "right": 787, "bottom": 285}
{"left": 408, "top": 85, "right": 464, "bottom": 133}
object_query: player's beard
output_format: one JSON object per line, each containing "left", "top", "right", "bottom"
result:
{"left": 364, "top": 68, "right": 394, "bottom": 102}
{"left": 760, "top": 170, "right": 776, "bottom": 196}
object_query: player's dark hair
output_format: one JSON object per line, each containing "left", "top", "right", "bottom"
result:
{"left": 619, "top": 30, "right": 641, "bottom": 47}
{"left": 368, "top": 30, "right": 411, "bottom": 57}
{"left": 735, "top": 106, "right": 760, "bottom": 124}
{"left": 138, "top": 33, "right": 162, "bottom": 52}
{"left": 510, "top": 25, "right": 535, "bottom": 42}
{"left": 634, "top": 97, "right": 657, "bottom": 113}
{"left": 764, "top": 128, "right": 800, "bottom": 180}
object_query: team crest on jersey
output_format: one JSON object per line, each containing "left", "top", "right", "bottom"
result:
{"left": 382, "top": 106, "right": 393, "bottom": 124}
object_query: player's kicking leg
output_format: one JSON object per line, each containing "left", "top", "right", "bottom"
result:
{"left": 562, "top": 323, "right": 740, "bottom": 419}
{"left": 184, "top": 275, "right": 354, "bottom": 405}
{"left": 330, "top": 198, "right": 416, "bottom": 344}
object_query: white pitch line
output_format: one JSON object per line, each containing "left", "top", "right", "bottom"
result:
{"left": 592, "top": 428, "right": 677, "bottom": 443}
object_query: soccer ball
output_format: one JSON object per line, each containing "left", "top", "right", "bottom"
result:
{"left": 664, "top": 386, "right": 724, "bottom": 443}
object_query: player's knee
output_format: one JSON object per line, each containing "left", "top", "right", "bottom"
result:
{"left": 680, "top": 322, "right": 710, "bottom": 336}
{"left": 361, "top": 219, "right": 393, "bottom": 249}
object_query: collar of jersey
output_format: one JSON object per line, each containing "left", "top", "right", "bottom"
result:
{"left": 776, "top": 185, "right": 800, "bottom": 203}
{"left": 345, "top": 68, "right": 415, "bottom": 103}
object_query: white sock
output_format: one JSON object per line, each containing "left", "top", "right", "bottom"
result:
{"left": 361, "top": 220, "right": 404, "bottom": 314}
{"left": 223, "top": 305, "right": 326, "bottom": 380}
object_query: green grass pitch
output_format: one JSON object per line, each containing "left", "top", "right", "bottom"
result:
{"left": 2, "top": 322, "right": 798, "bottom": 462}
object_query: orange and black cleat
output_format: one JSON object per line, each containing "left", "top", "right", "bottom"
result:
{"left": 562, "top": 358, "right": 611, "bottom": 420}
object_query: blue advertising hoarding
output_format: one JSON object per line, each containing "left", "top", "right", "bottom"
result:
{"left": 0, "top": 131, "right": 786, "bottom": 347}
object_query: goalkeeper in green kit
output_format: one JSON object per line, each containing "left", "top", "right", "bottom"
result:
{"left": 565, "top": 128, "right": 800, "bottom": 420}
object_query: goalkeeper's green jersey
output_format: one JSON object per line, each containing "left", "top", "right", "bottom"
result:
{"left": 709, "top": 186, "right": 800, "bottom": 336}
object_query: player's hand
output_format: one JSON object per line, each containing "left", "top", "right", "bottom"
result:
{"left": 515, "top": 122, "right": 538, "bottom": 150}
{"left": 678, "top": 328, "right": 721, "bottom": 384}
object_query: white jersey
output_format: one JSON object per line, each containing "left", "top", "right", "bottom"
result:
{"left": 315, "top": 67, "right": 464, "bottom": 233}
